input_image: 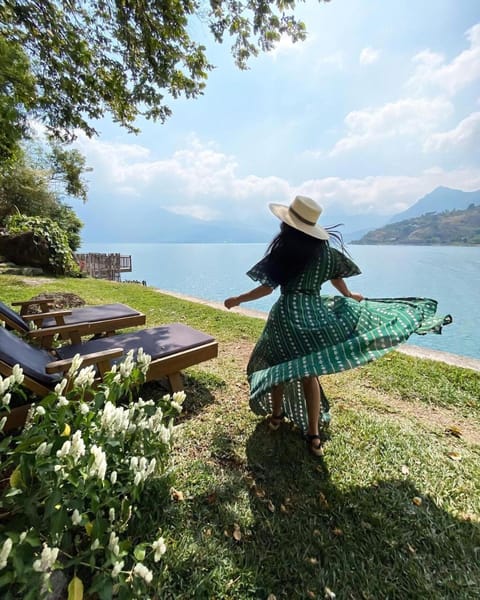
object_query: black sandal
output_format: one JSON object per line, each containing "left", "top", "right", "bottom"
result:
{"left": 306, "top": 434, "right": 324, "bottom": 457}
{"left": 268, "top": 412, "right": 285, "bottom": 431}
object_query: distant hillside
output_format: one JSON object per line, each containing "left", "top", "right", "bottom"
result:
{"left": 352, "top": 204, "right": 480, "bottom": 245}
{"left": 389, "top": 187, "right": 480, "bottom": 223}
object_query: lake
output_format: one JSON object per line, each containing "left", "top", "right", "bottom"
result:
{"left": 79, "top": 243, "right": 480, "bottom": 361}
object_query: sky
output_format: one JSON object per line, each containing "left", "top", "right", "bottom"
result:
{"left": 71, "top": 0, "right": 480, "bottom": 241}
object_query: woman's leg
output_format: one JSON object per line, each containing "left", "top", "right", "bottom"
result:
{"left": 268, "top": 384, "right": 284, "bottom": 430}
{"left": 271, "top": 384, "right": 283, "bottom": 416}
{"left": 302, "top": 376, "right": 323, "bottom": 454}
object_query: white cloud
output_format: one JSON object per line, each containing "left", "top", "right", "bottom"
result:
{"left": 329, "top": 97, "right": 453, "bottom": 156}
{"left": 424, "top": 111, "right": 480, "bottom": 152}
{"left": 269, "top": 33, "right": 315, "bottom": 60}
{"left": 359, "top": 47, "right": 380, "bottom": 65}
{"left": 297, "top": 168, "right": 480, "bottom": 215}
{"left": 407, "top": 23, "right": 480, "bottom": 95}
{"left": 76, "top": 132, "right": 480, "bottom": 220}
{"left": 167, "top": 204, "right": 220, "bottom": 221}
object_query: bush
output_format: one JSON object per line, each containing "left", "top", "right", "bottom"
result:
{"left": 0, "top": 351, "right": 186, "bottom": 598}
{"left": 5, "top": 213, "right": 80, "bottom": 275}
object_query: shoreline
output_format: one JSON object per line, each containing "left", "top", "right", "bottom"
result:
{"left": 153, "top": 287, "right": 480, "bottom": 372}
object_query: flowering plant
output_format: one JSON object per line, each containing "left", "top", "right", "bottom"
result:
{"left": 0, "top": 350, "right": 186, "bottom": 599}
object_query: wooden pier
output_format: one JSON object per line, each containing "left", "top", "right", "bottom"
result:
{"left": 75, "top": 253, "right": 132, "bottom": 281}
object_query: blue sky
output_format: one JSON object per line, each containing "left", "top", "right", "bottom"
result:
{"left": 72, "top": 0, "right": 480, "bottom": 241}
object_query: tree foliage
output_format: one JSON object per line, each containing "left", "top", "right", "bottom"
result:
{"left": 0, "top": 142, "right": 86, "bottom": 250}
{"left": 0, "top": 36, "right": 36, "bottom": 161}
{"left": 0, "top": 0, "right": 322, "bottom": 140}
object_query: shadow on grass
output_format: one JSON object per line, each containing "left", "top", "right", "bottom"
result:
{"left": 157, "top": 421, "right": 480, "bottom": 599}
{"left": 138, "top": 370, "right": 223, "bottom": 423}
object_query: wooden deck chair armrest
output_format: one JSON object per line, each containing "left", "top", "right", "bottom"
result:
{"left": 27, "top": 322, "right": 90, "bottom": 338}
{"left": 45, "top": 348, "right": 124, "bottom": 374}
{"left": 12, "top": 299, "right": 54, "bottom": 314}
{"left": 23, "top": 309, "right": 73, "bottom": 323}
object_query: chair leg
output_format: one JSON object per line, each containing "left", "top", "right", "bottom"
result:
{"left": 168, "top": 372, "right": 183, "bottom": 392}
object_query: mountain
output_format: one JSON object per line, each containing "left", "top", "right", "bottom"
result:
{"left": 80, "top": 204, "right": 271, "bottom": 243}
{"left": 79, "top": 201, "right": 388, "bottom": 244}
{"left": 389, "top": 187, "right": 480, "bottom": 223}
{"left": 352, "top": 204, "right": 480, "bottom": 245}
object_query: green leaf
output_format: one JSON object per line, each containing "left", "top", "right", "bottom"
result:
{"left": 67, "top": 576, "right": 84, "bottom": 600}
{"left": 133, "top": 542, "right": 148, "bottom": 561}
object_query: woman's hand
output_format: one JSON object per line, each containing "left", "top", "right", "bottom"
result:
{"left": 349, "top": 292, "right": 364, "bottom": 302}
{"left": 224, "top": 297, "right": 238, "bottom": 309}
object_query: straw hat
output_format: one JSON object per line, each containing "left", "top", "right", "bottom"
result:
{"left": 269, "top": 196, "right": 329, "bottom": 240}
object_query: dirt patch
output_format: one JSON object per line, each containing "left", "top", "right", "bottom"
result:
{"left": 22, "top": 292, "right": 86, "bottom": 312}
{"left": 19, "top": 277, "right": 55, "bottom": 287}
{"left": 366, "top": 392, "right": 480, "bottom": 446}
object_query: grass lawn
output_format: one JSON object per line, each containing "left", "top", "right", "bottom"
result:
{"left": 1, "top": 274, "right": 479, "bottom": 599}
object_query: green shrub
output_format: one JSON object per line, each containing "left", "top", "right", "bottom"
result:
{"left": 6, "top": 214, "right": 80, "bottom": 275}
{"left": 0, "top": 351, "right": 185, "bottom": 599}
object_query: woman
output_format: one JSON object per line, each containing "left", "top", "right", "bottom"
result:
{"left": 224, "top": 196, "right": 451, "bottom": 456}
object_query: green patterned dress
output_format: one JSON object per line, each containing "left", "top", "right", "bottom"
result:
{"left": 246, "top": 245, "right": 452, "bottom": 432}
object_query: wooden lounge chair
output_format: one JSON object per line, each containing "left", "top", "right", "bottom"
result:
{"left": 0, "top": 299, "right": 146, "bottom": 347}
{"left": 0, "top": 323, "right": 218, "bottom": 432}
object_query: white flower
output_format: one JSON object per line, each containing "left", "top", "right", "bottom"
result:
{"left": 136, "top": 348, "right": 152, "bottom": 374}
{"left": 170, "top": 401, "right": 182, "bottom": 413}
{"left": 159, "top": 425, "right": 171, "bottom": 445}
{"left": 172, "top": 391, "right": 186, "bottom": 405}
{"left": 130, "top": 456, "right": 157, "bottom": 486}
{"left": 56, "top": 396, "right": 69, "bottom": 408}
{"left": 19, "top": 531, "right": 27, "bottom": 543}
{"left": 67, "top": 354, "right": 83, "bottom": 378}
{"left": 36, "top": 441, "right": 50, "bottom": 457}
{"left": 2, "top": 393, "right": 11, "bottom": 406}
{"left": 79, "top": 402, "right": 90, "bottom": 415}
{"left": 108, "top": 532, "right": 120, "bottom": 556}
{"left": 32, "top": 544, "right": 59, "bottom": 573}
{"left": 101, "top": 402, "right": 130, "bottom": 435}
{"left": 109, "top": 508, "right": 115, "bottom": 522}
{"left": 71, "top": 431, "right": 86, "bottom": 460}
{"left": 74, "top": 365, "right": 96, "bottom": 388}
{"left": 110, "top": 471, "right": 117, "bottom": 485}
{"left": 0, "top": 538, "right": 13, "bottom": 569}
{"left": 71, "top": 509, "right": 82, "bottom": 526}
{"left": 56, "top": 441, "right": 71, "bottom": 459}
{"left": 133, "top": 562, "right": 153, "bottom": 584}
{"left": 152, "top": 537, "right": 166, "bottom": 562}
{"left": 0, "top": 416, "right": 6, "bottom": 432}
{"left": 35, "top": 405, "right": 46, "bottom": 416}
{"left": 89, "top": 445, "right": 107, "bottom": 480}
{"left": 91, "top": 539, "right": 100, "bottom": 550}
{"left": 112, "top": 560, "right": 124, "bottom": 578}
{"left": 54, "top": 378, "right": 68, "bottom": 395}
{"left": 12, "top": 364, "right": 24, "bottom": 385}
{"left": 0, "top": 375, "right": 13, "bottom": 394}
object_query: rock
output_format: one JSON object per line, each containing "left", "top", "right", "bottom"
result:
{"left": 0, "top": 230, "right": 51, "bottom": 270}
{"left": 20, "top": 267, "right": 45, "bottom": 276}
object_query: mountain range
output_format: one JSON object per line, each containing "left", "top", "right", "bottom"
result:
{"left": 388, "top": 187, "right": 480, "bottom": 223}
{"left": 352, "top": 187, "right": 480, "bottom": 245}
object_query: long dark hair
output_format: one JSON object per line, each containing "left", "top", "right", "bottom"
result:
{"left": 264, "top": 222, "right": 346, "bottom": 285}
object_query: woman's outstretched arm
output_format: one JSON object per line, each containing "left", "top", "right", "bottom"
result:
{"left": 224, "top": 285, "right": 274, "bottom": 309}
{"left": 330, "top": 278, "right": 364, "bottom": 302}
